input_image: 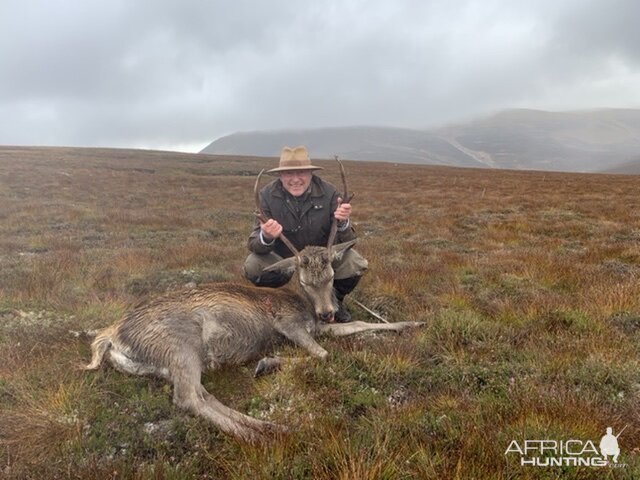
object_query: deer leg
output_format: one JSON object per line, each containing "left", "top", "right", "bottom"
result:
{"left": 198, "top": 385, "right": 287, "bottom": 435}
{"left": 251, "top": 320, "right": 328, "bottom": 379}
{"left": 174, "top": 379, "right": 265, "bottom": 442}
{"left": 275, "top": 322, "right": 329, "bottom": 359}
{"left": 318, "top": 320, "right": 425, "bottom": 337}
{"left": 173, "top": 372, "right": 265, "bottom": 442}
{"left": 169, "top": 354, "right": 278, "bottom": 442}
{"left": 108, "top": 346, "right": 171, "bottom": 380}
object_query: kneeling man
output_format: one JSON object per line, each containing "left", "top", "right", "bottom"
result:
{"left": 243, "top": 146, "right": 368, "bottom": 322}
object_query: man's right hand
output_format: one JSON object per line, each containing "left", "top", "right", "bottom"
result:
{"left": 261, "top": 218, "right": 283, "bottom": 241}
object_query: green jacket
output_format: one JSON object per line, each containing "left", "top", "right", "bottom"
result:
{"left": 248, "top": 175, "right": 357, "bottom": 258}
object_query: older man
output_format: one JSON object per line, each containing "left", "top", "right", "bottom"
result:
{"left": 243, "top": 145, "right": 368, "bottom": 322}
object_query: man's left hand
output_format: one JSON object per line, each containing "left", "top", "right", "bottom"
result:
{"left": 334, "top": 198, "right": 351, "bottom": 222}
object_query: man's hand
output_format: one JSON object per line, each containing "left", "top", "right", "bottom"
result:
{"left": 261, "top": 218, "right": 283, "bottom": 241}
{"left": 334, "top": 197, "right": 352, "bottom": 222}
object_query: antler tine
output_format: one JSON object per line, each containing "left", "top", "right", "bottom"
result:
{"left": 335, "top": 155, "right": 353, "bottom": 203}
{"left": 327, "top": 155, "right": 352, "bottom": 250}
{"left": 254, "top": 169, "right": 268, "bottom": 223}
{"left": 254, "top": 169, "right": 300, "bottom": 257}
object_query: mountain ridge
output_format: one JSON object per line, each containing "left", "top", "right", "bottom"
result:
{"left": 201, "top": 108, "right": 640, "bottom": 173}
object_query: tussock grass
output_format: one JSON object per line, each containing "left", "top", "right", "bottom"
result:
{"left": 1, "top": 147, "right": 640, "bottom": 478}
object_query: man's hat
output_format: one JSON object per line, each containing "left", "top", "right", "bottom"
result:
{"left": 267, "top": 146, "right": 323, "bottom": 173}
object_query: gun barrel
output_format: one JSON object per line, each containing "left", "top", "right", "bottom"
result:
{"left": 615, "top": 425, "right": 628, "bottom": 438}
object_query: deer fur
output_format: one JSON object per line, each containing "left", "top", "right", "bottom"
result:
{"left": 85, "top": 240, "right": 424, "bottom": 442}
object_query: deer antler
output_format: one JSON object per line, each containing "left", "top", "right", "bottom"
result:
{"left": 254, "top": 169, "right": 300, "bottom": 257}
{"left": 327, "top": 155, "right": 353, "bottom": 250}
{"left": 336, "top": 154, "right": 353, "bottom": 204}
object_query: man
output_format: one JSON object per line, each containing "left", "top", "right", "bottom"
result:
{"left": 600, "top": 427, "right": 621, "bottom": 464}
{"left": 243, "top": 145, "right": 368, "bottom": 322}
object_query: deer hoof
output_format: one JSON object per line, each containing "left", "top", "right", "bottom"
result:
{"left": 395, "top": 321, "right": 426, "bottom": 332}
{"left": 241, "top": 422, "right": 289, "bottom": 444}
{"left": 254, "top": 357, "right": 282, "bottom": 377}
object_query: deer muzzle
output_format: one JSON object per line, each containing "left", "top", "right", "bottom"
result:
{"left": 318, "top": 311, "right": 335, "bottom": 323}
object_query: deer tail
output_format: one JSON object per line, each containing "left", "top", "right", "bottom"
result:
{"left": 84, "top": 325, "right": 116, "bottom": 370}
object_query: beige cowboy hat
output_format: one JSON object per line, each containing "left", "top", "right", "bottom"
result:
{"left": 267, "top": 145, "right": 323, "bottom": 173}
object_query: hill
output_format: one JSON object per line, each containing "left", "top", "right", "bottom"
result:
{"left": 202, "top": 108, "right": 640, "bottom": 173}
{"left": 438, "top": 108, "right": 640, "bottom": 172}
{"left": 202, "top": 126, "right": 486, "bottom": 168}
{"left": 1, "top": 146, "right": 640, "bottom": 478}
{"left": 603, "top": 156, "right": 640, "bottom": 174}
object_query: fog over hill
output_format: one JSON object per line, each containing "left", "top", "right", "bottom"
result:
{"left": 201, "top": 109, "right": 640, "bottom": 173}
{"left": 603, "top": 157, "right": 640, "bottom": 174}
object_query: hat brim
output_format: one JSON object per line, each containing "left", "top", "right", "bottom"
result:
{"left": 266, "top": 165, "right": 324, "bottom": 173}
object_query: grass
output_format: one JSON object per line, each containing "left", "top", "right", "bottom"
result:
{"left": 1, "top": 146, "right": 639, "bottom": 478}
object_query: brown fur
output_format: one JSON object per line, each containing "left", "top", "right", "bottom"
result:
{"left": 85, "top": 243, "right": 424, "bottom": 442}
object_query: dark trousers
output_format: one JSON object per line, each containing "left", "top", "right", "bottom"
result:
{"left": 248, "top": 270, "right": 361, "bottom": 299}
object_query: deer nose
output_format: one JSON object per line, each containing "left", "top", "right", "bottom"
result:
{"left": 318, "top": 312, "right": 335, "bottom": 323}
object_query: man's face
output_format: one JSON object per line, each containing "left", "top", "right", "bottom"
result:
{"left": 280, "top": 170, "right": 312, "bottom": 197}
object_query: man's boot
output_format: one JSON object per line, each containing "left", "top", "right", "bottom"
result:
{"left": 333, "top": 276, "right": 362, "bottom": 323}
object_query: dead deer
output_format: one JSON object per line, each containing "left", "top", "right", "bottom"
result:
{"left": 85, "top": 160, "right": 424, "bottom": 442}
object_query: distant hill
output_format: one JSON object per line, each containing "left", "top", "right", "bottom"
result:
{"left": 201, "top": 126, "right": 486, "bottom": 168}
{"left": 201, "top": 109, "right": 640, "bottom": 172}
{"left": 603, "top": 156, "right": 640, "bottom": 174}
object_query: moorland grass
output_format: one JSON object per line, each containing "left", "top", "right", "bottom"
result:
{"left": 1, "top": 146, "right": 639, "bottom": 479}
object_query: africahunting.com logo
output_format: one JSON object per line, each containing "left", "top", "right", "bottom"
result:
{"left": 505, "top": 426, "right": 628, "bottom": 468}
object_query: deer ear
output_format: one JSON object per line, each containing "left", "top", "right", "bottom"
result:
{"left": 331, "top": 240, "right": 357, "bottom": 262}
{"left": 263, "top": 257, "right": 297, "bottom": 276}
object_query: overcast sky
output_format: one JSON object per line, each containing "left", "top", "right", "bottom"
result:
{"left": 1, "top": 0, "right": 639, "bottom": 152}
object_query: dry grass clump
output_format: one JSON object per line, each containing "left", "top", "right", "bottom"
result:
{"left": 1, "top": 146, "right": 640, "bottom": 478}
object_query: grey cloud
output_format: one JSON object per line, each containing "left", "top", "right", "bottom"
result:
{"left": 552, "top": 0, "right": 640, "bottom": 63}
{"left": 0, "top": 0, "right": 639, "bottom": 150}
